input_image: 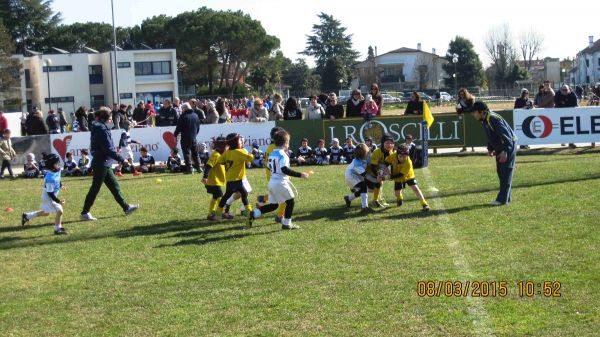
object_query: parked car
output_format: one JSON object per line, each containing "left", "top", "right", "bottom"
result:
{"left": 381, "top": 93, "right": 401, "bottom": 104}
{"left": 417, "top": 92, "right": 433, "bottom": 102}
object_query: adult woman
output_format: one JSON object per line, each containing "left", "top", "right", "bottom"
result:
{"left": 514, "top": 88, "right": 533, "bottom": 109}
{"left": 249, "top": 98, "right": 268, "bottom": 122}
{"left": 269, "top": 93, "right": 284, "bottom": 121}
{"left": 75, "top": 106, "right": 89, "bottom": 131}
{"left": 306, "top": 95, "right": 325, "bottom": 120}
{"left": 205, "top": 101, "right": 219, "bottom": 124}
{"left": 216, "top": 98, "right": 231, "bottom": 123}
{"left": 132, "top": 101, "right": 147, "bottom": 126}
{"left": 283, "top": 97, "right": 303, "bottom": 120}
{"left": 25, "top": 109, "right": 48, "bottom": 135}
{"left": 533, "top": 85, "right": 545, "bottom": 108}
{"left": 456, "top": 88, "right": 475, "bottom": 151}
{"left": 370, "top": 83, "right": 384, "bottom": 112}
{"left": 404, "top": 91, "right": 423, "bottom": 115}
{"left": 346, "top": 89, "right": 364, "bottom": 118}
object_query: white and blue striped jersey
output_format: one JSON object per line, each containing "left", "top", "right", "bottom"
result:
{"left": 44, "top": 170, "right": 61, "bottom": 194}
{"left": 267, "top": 148, "right": 290, "bottom": 182}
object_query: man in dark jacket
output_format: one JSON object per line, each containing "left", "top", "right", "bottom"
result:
{"left": 156, "top": 99, "right": 178, "bottom": 126}
{"left": 554, "top": 85, "right": 578, "bottom": 108}
{"left": 174, "top": 102, "right": 201, "bottom": 174}
{"left": 80, "top": 107, "right": 138, "bottom": 221}
{"left": 46, "top": 109, "right": 61, "bottom": 134}
{"left": 189, "top": 99, "right": 206, "bottom": 123}
{"left": 471, "top": 101, "right": 517, "bottom": 206}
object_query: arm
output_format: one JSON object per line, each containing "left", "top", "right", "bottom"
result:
{"left": 489, "top": 116, "right": 514, "bottom": 153}
{"left": 98, "top": 127, "right": 125, "bottom": 163}
{"left": 280, "top": 166, "right": 302, "bottom": 178}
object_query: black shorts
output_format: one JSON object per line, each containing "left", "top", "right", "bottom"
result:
{"left": 225, "top": 180, "right": 246, "bottom": 194}
{"left": 365, "top": 179, "right": 381, "bottom": 190}
{"left": 351, "top": 181, "right": 367, "bottom": 194}
{"left": 394, "top": 179, "right": 417, "bottom": 190}
{"left": 205, "top": 185, "right": 223, "bottom": 198}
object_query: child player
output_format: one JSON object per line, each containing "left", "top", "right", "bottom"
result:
{"left": 78, "top": 149, "right": 92, "bottom": 175}
{"left": 329, "top": 138, "right": 344, "bottom": 164}
{"left": 215, "top": 133, "right": 254, "bottom": 218}
{"left": 247, "top": 130, "right": 312, "bottom": 230}
{"left": 21, "top": 154, "right": 68, "bottom": 234}
{"left": 23, "top": 153, "right": 41, "bottom": 178}
{"left": 343, "top": 143, "right": 373, "bottom": 214}
{"left": 116, "top": 121, "right": 142, "bottom": 177}
{"left": 342, "top": 137, "right": 356, "bottom": 162}
{"left": 386, "top": 144, "right": 430, "bottom": 211}
{"left": 256, "top": 127, "right": 287, "bottom": 223}
{"left": 202, "top": 137, "right": 227, "bottom": 221}
{"left": 63, "top": 152, "right": 78, "bottom": 176}
{"left": 365, "top": 134, "right": 395, "bottom": 208}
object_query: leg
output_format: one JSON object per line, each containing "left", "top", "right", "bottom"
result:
{"left": 6, "top": 161, "right": 13, "bottom": 177}
{"left": 496, "top": 151, "right": 516, "bottom": 204}
{"left": 82, "top": 166, "right": 108, "bottom": 214}
{"left": 410, "top": 184, "right": 429, "bottom": 210}
{"left": 102, "top": 168, "right": 130, "bottom": 211}
{"left": 0, "top": 160, "right": 7, "bottom": 176}
{"left": 181, "top": 142, "right": 192, "bottom": 173}
{"left": 191, "top": 141, "right": 201, "bottom": 172}
{"left": 281, "top": 198, "right": 299, "bottom": 229}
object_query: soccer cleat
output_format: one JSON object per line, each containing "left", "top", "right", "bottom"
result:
{"left": 344, "top": 195, "right": 351, "bottom": 208}
{"left": 133, "top": 171, "right": 142, "bottom": 176}
{"left": 397, "top": 199, "right": 403, "bottom": 207}
{"left": 246, "top": 210, "right": 255, "bottom": 228}
{"left": 380, "top": 199, "right": 390, "bottom": 207}
{"left": 80, "top": 213, "right": 97, "bottom": 221}
{"left": 240, "top": 209, "right": 247, "bottom": 216}
{"left": 422, "top": 204, "right": 430, "bottom": 212}
{"left": 282, "top": 223, "right": 300, "bottom": 230}
{"left": 125, "top": 204, "right": 139, "bottom": 215}
{"left": 489, "top": 201, "right": 504, "bottom": 206}
{"left": 274, "top": 215, "right": 282, "bottom": 223}
{"left": 221, "top": 212, "right": 234, "bottom": 220}
{"left": 360, "top": 207, "right": 375, "bottom": 215}
{"left": 373, "top": 200, "right": 385, "bottom": 208}
{"left": 207, "top": 214, "right": 217, "bottom": 221}
{"left": 21, "top": 213, "right": 29, "bottom": 226}
{"left": 115, "top": 171, "right": 124, "bottom": 177}
{"left": 54, "top": 227, "right": 68, "bottom": 235}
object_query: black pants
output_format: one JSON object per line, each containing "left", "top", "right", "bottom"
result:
{"left": 82, "top": 165, "right": 129, "bottom": 214}
{"left": 1, "top": 160, "right": 13, "bottom": 176}
{"left": 260, "top": 199, "right": 295, "bottom": 219}
{"left": 181, "top": 140, "right": 200, "bottom": 173}
{"left": 218, "top": 180, "right": 248, "bottom": 208}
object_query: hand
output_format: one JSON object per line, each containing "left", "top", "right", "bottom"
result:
{"left": 301, "top": 171, "right": 313, "bottom": 179}
{"left": 377, "top": 175, "right": 383, "bottom": 183}
{"left": 498, "top": 151, "right": 508, "bottom": 163}
{"left": 61, "top": 185, "right": 67, "bottom": 191}
{"left": 60, "top": 199, "right": 65, "bottom": 205}
{"left": 201, "top": 178, "right": 208, "bottom": 184}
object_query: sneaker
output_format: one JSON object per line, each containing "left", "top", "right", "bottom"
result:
{"left": 207, "top": 213, "right": 217, "bottom": 221}
{"left": 132, "top": 171, "right": 142, "bottom": 176}
{"left": 80, "top": 213, "right": 97, "bottom": 221}
{"left": 125, "top": 204, "right": 139, "bottom": 215}
{"left": 246, "top": 210, "right": 255, "bottom": 228}
{"left": 422, "top": 204, "right": 430, "bottom": 212}
{"left": 115, "top": 171, "right": 124, "bottom": 177}
{"left": 221, "top": 212, "right": 234, "bottom": 220}
{"left": 240, "top": 209, "right": 247, "bottom": 216}
{"left": 274, "top": 215, "right": 282, "bottom": 223}
{"left": 282, "top": 223, "right": 300, "bottom": 230}
{"left": 21, "top": 213, "right": 29, "bottom": 226}
{"left": 380, "top": 200, "right": 390, "bottom": 207}
{"left": 54, "top": 227, "right": 68, "bottom": 235}
{"left": 489, "top": 200, "right": 505, "bottom": 206}
{"left": 373, "top": 200, "right": 385, "bottom": 208}
{"left": 360, "top": 207, "right": 375, "bottom": 215}
{"left": 344, "top": 195, "right": 351, "bottom": 208}
{"left": 397, "top": 199, "right": 403, "bottom": 207}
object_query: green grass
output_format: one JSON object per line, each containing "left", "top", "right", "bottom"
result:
{"left": 1, "top": 150, "right": 599, "bottom": 336}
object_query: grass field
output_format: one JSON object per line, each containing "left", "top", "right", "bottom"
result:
{"left": 1, "top": 149, "right": 599, "bottom": 336}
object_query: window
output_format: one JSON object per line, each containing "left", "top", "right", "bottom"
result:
{"left": 43, "top": 65, "right": 73, "bottom": 72}
{"left": 45, "top": 96, "right": 74, "bottom": 103}
{"left": 90, "top": 95, "right": 105, "bottom": 109}
{"left": 25, "top": 69, "right": 31, "bottom": 89}
{"left": 586, "top": 59, "right": 590, "bottom": 67}
{"left": 89, "top": 65, "right": 103, "bottom": 84}
{"left": 120, "top": 93, "right": 133, "bottom": 99}
{"left": 117, "top": 62, "right": 131, "bottom": 68}
{"left": 134, "top": 61, "right": 171, "bottom": 76}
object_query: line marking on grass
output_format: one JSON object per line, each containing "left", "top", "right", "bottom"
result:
{"left": 421, "top": 167, "right": 495, "bottom": 337}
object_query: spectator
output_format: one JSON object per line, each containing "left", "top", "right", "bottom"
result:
{"left": 145, "top": 100, "right": 156, "bottom": 126}
{"left": 404, "top": 91, "right": 423, "bottom": 115}
{"left": 0, "top": 111, "right": 8, "bottom": 134}
{"left": 346, "top": 89, "right": 364, "bottom": 118}
{"left": 117, "top": 104, "right": 129, "bottom": 129}
{"left": 370, "top": 83, "right": 384, "bottom": 111}
{"left": 75, "top": 106, "right": 89, "bottom": 132}
{"left": 283, "top": 97, "right": 303, "bottom": 120}
{"left": 190, "top": 98, "right": 206, "bottom": 123}
{"left": 514, "top": 88, "right": 533, "bottom": 109}
{"left": 205, "top": 101, "right": 219, "bottom": 124}
{"left": 269, "top": 93, "right": 284, "bottom": 121}
{"left": 110, "top": 103, "right": 121, "bottom": 129}
{"left": 132, "top": 101, "right": 147, "bottom": 126}
{"left": 173, "top": 97, "right": 182, "bottom": 117}
{"left": 317, "top": 93, "right": 329, "bottom": 108}
{"left": 555, "top": 84, "right": 579, "bottom": 148}
{"left": 249, "top": 98, "right": 268, "bottom": 122}
{"left": 157, "top": 99, "right": 178, "bottom": 127}
{"left": 456, "top": 88, "right": 475, "bottom": 152}
{"left": 87, "top": 108, "right": 96, "bottom": 129}
{"left": 306, "top": 95, "right": 325, "bottom": 120}
{"left": 325, "top": 93, "right": 344, "bottom": 120}
{"left": 537, "top": 80, "right": 555, "bottom": 108}
{"left": 0, "top": 129, "right": 17, "bottom": 179}
{"left": 215, "top": 98, "right": 229, "bottom": 123}
{"left": 46, "top": 110, "right": 61, "bottom": 134}
{"left": 57, "top": 108, "right": 68, "bottom": 133}
{"left": 533, "top": 85, "right": 544, "bottom": 108}
{"left": 361, "top": 94, "right": 379, "bottom": 128}
{"left": 125, "top": 105, "right": 133, "bottom": 122}
{"left": 174, "top": 102, "right": 202, "bottom": 174}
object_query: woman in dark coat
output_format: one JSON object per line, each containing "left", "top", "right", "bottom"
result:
{"left": 25, "top": 109, "right": 48, "bottom": 135}
{"left": 345, "top": 89, "right": 364, "bottom": 118}
{"left": 404, "top": 91, "right": 423, "bottom": 115}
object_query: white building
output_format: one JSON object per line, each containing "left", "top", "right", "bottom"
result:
{"left": 573, "top": 36, "right": 600, "bottom": 86}
{"left": 353, "top": 45, "right": 448, "bottom": 92}
{"left": 16, "top": 48, "right": 178, "bottom": 113}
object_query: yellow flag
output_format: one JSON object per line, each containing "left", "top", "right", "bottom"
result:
{"left": 423, "top": 100, "right": 434, "bottom": 129}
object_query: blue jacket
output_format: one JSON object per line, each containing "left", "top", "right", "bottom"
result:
{"left": 174, "top": 110, "right": 200, "bottom": 144}
{"left": 482, "top": 112, "right": 517, "bottom": 154}
{"left": 90, "top": 121, "right": 124, "bottom": 167}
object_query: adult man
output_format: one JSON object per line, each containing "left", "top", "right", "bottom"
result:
{"left": 537, "top": 80, "right": 555, "bottom": 108}
{"left": 471, "top": 101, "right": 517, "bottom": 206}
{"left": 554, "top": 85, "right": 578, "bottom": 148}
{"left": 110, "top": 103, "right": 122, "bottom": 129}
{"left": 156, "top": 99, "right": 178, "bottom": 126}
{"left": 46, "top": 109, "right": 61, "bottom": 134}
{"left": 189, "top": 99, "right": 206, "bottom": 123}
{"left": 80, "top": 107, "right": 139, "bottom": 221}
{"left": 174, "top": 102, "right": 202, "bottom": 174}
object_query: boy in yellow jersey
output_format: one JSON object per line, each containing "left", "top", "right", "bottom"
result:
{"left": 365, "top": 133, "right": 395, "bottom": 208}
{"left": 216, "top": 133, "right": 254, "bottom": 218}
{"left": 202, "top": 137, "right": 228, "bottom": 221}
{"left": 256, "top": 127, "right": 287, "bottom": 223}
{"left": 386, "top": 144, "right": 429, "bottom": 211}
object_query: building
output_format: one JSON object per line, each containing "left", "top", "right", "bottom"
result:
{"left": 15, "top": 48, "right": 178, "bottom": 113}
{"left": 353, "top": 45, "right": 448, "bottom": 92}
{"left": 573, "top": 36, "right": 600, "bottom": 86}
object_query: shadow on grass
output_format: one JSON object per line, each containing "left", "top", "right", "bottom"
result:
{"left": 0, "top": 215, "right": 121, "bottom": 233}
{"left": 157, "top": 228, "right": 280, "bottom": 247}
{"left": 378, "top": 203, "right": 491, "bottom": 221}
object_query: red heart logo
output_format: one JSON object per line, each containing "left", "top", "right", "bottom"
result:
{"left": 52, "top": 135, "right": 72, "bottom": 161}
{"left": 162, "top": 131, "right": 177, "bottom": 149}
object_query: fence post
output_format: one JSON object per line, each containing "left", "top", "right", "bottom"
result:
{"left": 420, "top": 120, "right": 429, "bottom": 168}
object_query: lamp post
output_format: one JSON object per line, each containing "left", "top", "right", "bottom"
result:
{"left": 561, "top": 68, "right": 566, "bottom": 86}
{"left": 339, "top": 78, "right": 343, "bottom": 92}
{"left": 452, "top": 54, "right": 458, "bottom": 101}
{"left": 44, "top": 58, "right": 52, "bottom": 112}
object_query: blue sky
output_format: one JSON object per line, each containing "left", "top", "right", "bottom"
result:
{"left": 53, "top": 0, "right": 600, "bottom": 66}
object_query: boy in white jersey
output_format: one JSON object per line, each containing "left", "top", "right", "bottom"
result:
{"left": 247, "top": 130, "right": 312, "bottom": 230}
{"left": 21, "top": 154, "right": 68, "bottom": 234}
{"left": 116, "top": 121, "right": 142, "bottom": 176}
{"left": 343, "top": 143, "right": 374, "bottom": 214}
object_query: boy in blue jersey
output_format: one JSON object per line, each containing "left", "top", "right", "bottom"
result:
{"left": 343, "top": 143, "right": 373, "bottom": 214}
{"left": 21, "top": 154, "right": 68, "bottom": 234}
{"left": 247, "top": 130, "right": 312, "bottom": 230}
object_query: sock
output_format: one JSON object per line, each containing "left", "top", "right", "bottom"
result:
{"left": 25, "top": 212, "right": 37, "bottom": 219}
{"left": 361, "top": 193, "right": 368, "bottom": 208}
{"left": 216, "top": 207, "right": 224, "bottom": 216}
{"left": 54, "top": 224, "right": 62, "bottom": 230}
{"left": 245, "top": 203, "right": 252, "bottom": 212}
{"left": 420, "top": 199, "right": 429, "bottom": 206}
{"left": 208, "top": 198, "right": 217, "bottom": 216}
{"left": 282, "top": 217, "right": 291, "bottom": 227}
{"left": 347, "top": 194, "right": 356, "bottom": 201}
{"left": 397, "top": 192, "right": 404, "bottom": 202}
{"left": 276, "top": 203, "right": 286, "bottom": 218}
{"left": 373, "top": 188, "right": 381, "bottom": 202}
{"left": 226, "top": 195, "right": 235, "bottom": 206}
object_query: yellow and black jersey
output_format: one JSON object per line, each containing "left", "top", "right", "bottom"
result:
{"left": 385, "top": 155, "right": 415, "bottom": 183}
{"left": 366, "top": 148, "right": 395, "bottom": 176}
{"left": 205, "top": 151, "right": 226, "bottom": 186}
{"left": 217, "top": 148, "right": 253, "bottom": 182}
{"left": 264, "top": 143, "right": 277, "bottom": 181}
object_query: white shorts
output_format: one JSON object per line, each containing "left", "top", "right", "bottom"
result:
{"left": 267, "top": 179, "right": 294, "bottom": 204}
{"left": 120, "top": 147, "right": 134, "bottom": 160}
{"left": 242, "top": 177, "right": 252, "bottom": 193}
{"left": 40, "top": 192, "right": 63, "bottom": 213}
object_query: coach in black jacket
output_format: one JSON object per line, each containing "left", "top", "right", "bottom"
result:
{"left": 174, "top": 102, "right": 201, "bottom": 174}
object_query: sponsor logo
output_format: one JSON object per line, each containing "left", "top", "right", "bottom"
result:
{"left": 520, "top": 115, "right": 553, "bottom": 138}
{"left": 52, "top": 135, "right": 72, "bottom": 160}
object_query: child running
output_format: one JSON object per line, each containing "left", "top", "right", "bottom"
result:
{"left": 343, "top": 143, "right": 373, "bottom": 214}
{"left": 365, "top": 134, "right": 395, "bottom": 208}
{"left": 386, "top": 144, "right": 430, "bottom": 211}
{"left": 21, "top": 154, "right": 68, "bottom": 234}
{"left": 256, "top": 127, "right": 287, "bottom": 223}
{"left": 247, "top": 130, "right": 312, "bottom": 230}
{"left": 202, "top": 136, "right": 227, "bottom": 221}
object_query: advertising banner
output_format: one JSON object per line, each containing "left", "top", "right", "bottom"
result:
{"left": 513, "top": 107, "right": 600, "bottom": 145}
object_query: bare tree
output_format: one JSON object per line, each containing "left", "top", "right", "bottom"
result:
{"left": 518, "top": 28, "right": 545, "bottom": 71}
{"left": 412, "top": 54, "right": 431, "bottom": 90}
{"left": 484, "top": 23, "right": 519, "bottom": 88}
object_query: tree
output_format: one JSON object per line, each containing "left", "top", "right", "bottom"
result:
{"left": 442, "top": 36, "right": 485, "bottom": 90}
{"left": 413, "top": 55, "right": 431, "bottom": 90}
{"left": 518, "top": 28, "right": 544, "bottom": 71}
{"left": 484, "top": 23, "right": 521, "bottom": 89}
{"left": 367, "top": 46, "right": 375, "bottom": 59}
{"left": 282, "top": 59, "right": 311, "bottom": 97}
{"left": 0, "top": 24, "right": 22, "bottom": 110}
{"left": 0, "top": 0, "right": 61, "bottom": 54}
{"left": 302, "top": 13, "right": 359, "bottom": 91}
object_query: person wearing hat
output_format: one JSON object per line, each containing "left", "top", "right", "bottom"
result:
{"left": 471, "top": 101, "right": 517, "bottom": 206}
